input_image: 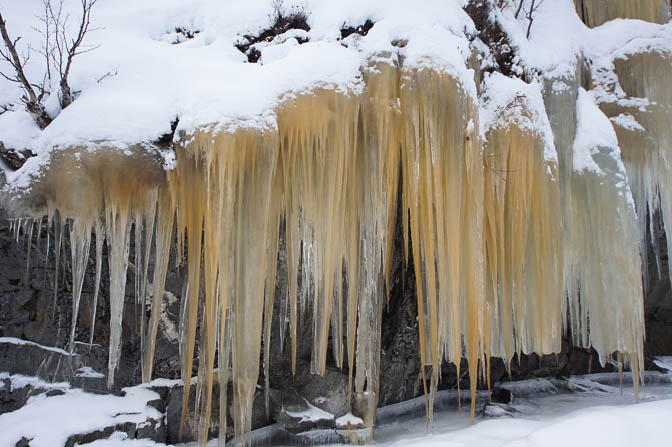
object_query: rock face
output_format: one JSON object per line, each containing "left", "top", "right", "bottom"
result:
{"left": 1, "top": 207, "right": 670, "bottom": 445}
{"left": 645, "top": 213, "right": 672, "bottom": 357}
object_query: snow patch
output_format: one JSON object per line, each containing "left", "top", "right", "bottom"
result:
{"left": 0, "top": 372, "right": 70, "bottom": 393}
{"left": 0, "top": 379, "right": 162, "bottom": 447}
{"left": 285, "top": 399, "right": 334, "bottom": 423}
{"left": 479, "top": 72, "right": 557, "bottom": 163}
{"left": 0, "top": 337, "right": 73, "bottom": 356}
{"left": 336, "top": 412, "right": 364, "bottom": 427}
{"left": 75, "top": 367, "right": 105, "bottom": 379}
{"left": 654, "top": 357, "right": 672, "bottom": 373}
{"left": 573, "top": 88, "right": 618, "bottom": 175}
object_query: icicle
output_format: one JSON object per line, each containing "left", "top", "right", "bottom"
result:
{"left": 263, "top": 172, "right": 283, "bottom": 419}
{"left": 89, "top": 219, "right": 105, "bottom": 349}
{"left": 9, "top": 55, "right": 656, "bottom": 445}
{"left": 52, "top": 214, "right": 64, "bottom": 316}
{"left": 142, "top": 190, "right": 174, "bottom": 382}
{"left": 69, "top": 218, "right": 92, "bottom": 354}
{"left": 218, "top": 306, "right": 232, "bottom": 447}
{"left": 24, "top": 218, "right": 35, "bottom": 282}
{"left": 567, "top": 89, "right": 644, "bottom": 387}
{"left": 43, "top": 212, "right": 52, "bottom": 287}
{"left": 401, "top": 66, "right": 485, "bottom": 424}
{"left": 607, "top": 51, "right": 672, "bottom": 288}
{"left": 105, "top": 203, "right": 133, "bottom": 389}
{"left": 135, "top": 191, "right": 157, "bottom": 375}
{"left": 35, "top": 216, "right": 42, "bottom": 269}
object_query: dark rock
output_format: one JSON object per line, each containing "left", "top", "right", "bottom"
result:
{"left": 0, "top": 142, "right": 33, "bottom": 171}
{"left": 340, "top": 20, "right": 375, "bottom": 40}
{"left": 490, "top": 384, "right": 512, "bottom": 404}
{"left": 234, "top": 2, "right": 310, "bottom": 63}
{"left": 14, "top": 437, "right": 31, "bottom": 447}
{"left": 64, "top": 423, "right": 135, "bottom": 447}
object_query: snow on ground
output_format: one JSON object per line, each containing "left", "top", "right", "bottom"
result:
{"left": 9, "top": 373, "right": 668, "bottom": 447}
{"left": 373, "top": 381, "right": 672, "bottom": 447}
{"left": 0, "top": 374, "right": 162, "bottom": 447}
{"left": 77, "top": 432, "right": 168, "bottom": 447}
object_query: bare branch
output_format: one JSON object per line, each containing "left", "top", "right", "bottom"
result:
{"left": 96, "top": 67, "right": 117, "bottom": 84}
{"left": 0, "top": 70, "right": 21, "bottom": 83}
{"left": 525, "top": 0, "right": 544, "bottom": 38}
{"left": 0, "top": 14, "right": 37, "bottom": 103}
{"left": 0, "top": 11, "right": 52, "bottom": 129}
{"left": 47, "top": 0, "right": 98, "bottom": 109}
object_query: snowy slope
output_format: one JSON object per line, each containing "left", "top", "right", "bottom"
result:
{"left": 0, "top": 0, "right": 473, "bottom": 152}
{"left": 1, "top": 0, "right": 670, "bottom": 192}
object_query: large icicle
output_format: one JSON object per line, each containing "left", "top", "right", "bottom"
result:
{"left": 400, "top": 66, "right": 484, "bottom": 423}
{"left": 606, "top": 50, "right": 672, "bottom": 287}
{"left": 567, "top": 88, "right": 644, "bottom": 393}
{"left": 69, "top": 218, "right": 92, "bottom": 354}
{"left": 481, "top": 73, "right": 563, "bottom": 367}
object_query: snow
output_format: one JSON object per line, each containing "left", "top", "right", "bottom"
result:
{"left": 610, "top": 113, "right": 646, "bottom": 132}
{"left": 336, "top": 412, "right": 364, "bottom": 427}
{"left": 573, "top": 88, "right": 619, "bottom": 175}
{"left": 654, "top": 357, "right": 672, "bottom": 372}
{"left": 0, "top": 336, "right": 73, "bottom": 356}
{"left": 1, "top": 0, "right": 669, "bottom": 196}
{"left": 495, "top": 0, "right": 672, "bottom": 81}
{"left": 1, "top": 371, "right": 671, "bottom": 447}
{"left": 573, "top": 87, "right": 635, "bottom": 208}
{"left": 0, "top": 0, "right": 476, "bottom": 192}
{"left": 75, "top": 367, "right": 105, "bottom": 379}
{"left": 285, "top": 399, "right": 334, "bottom": 424}
{"left": 38, "top": 377, "right": 672, "bottom": 447}
{"left": 479, "top": 72, "right": 558, "bottom": 163}
{"left": 496, "top": 0, "right": 585, "bottom": 79}
{"left": 374, "top": 381, "right": 672, "bottom": 447}
{"left": 0, "top": 372, "right": 70, "bottom": 393}
{"left": 0, "top": 378, "right": 162, "bottom": 447}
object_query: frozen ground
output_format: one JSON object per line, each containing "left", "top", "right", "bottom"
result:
{"left": 2, "top": 371, "right": 672, "bottom": 447}
{"left": 372, "top": 380, "right": 672, "bottom": 447}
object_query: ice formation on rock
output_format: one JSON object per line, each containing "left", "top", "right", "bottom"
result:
{"left": 3, "top": 1, "right": 670, "bottom": 446}
{"left": 575, "top": 0, "right": 671, "bottom": 27}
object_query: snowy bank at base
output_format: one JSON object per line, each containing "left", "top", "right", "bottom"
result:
{"left": 0, "top": 374, "right": 163, "bottom": 447}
